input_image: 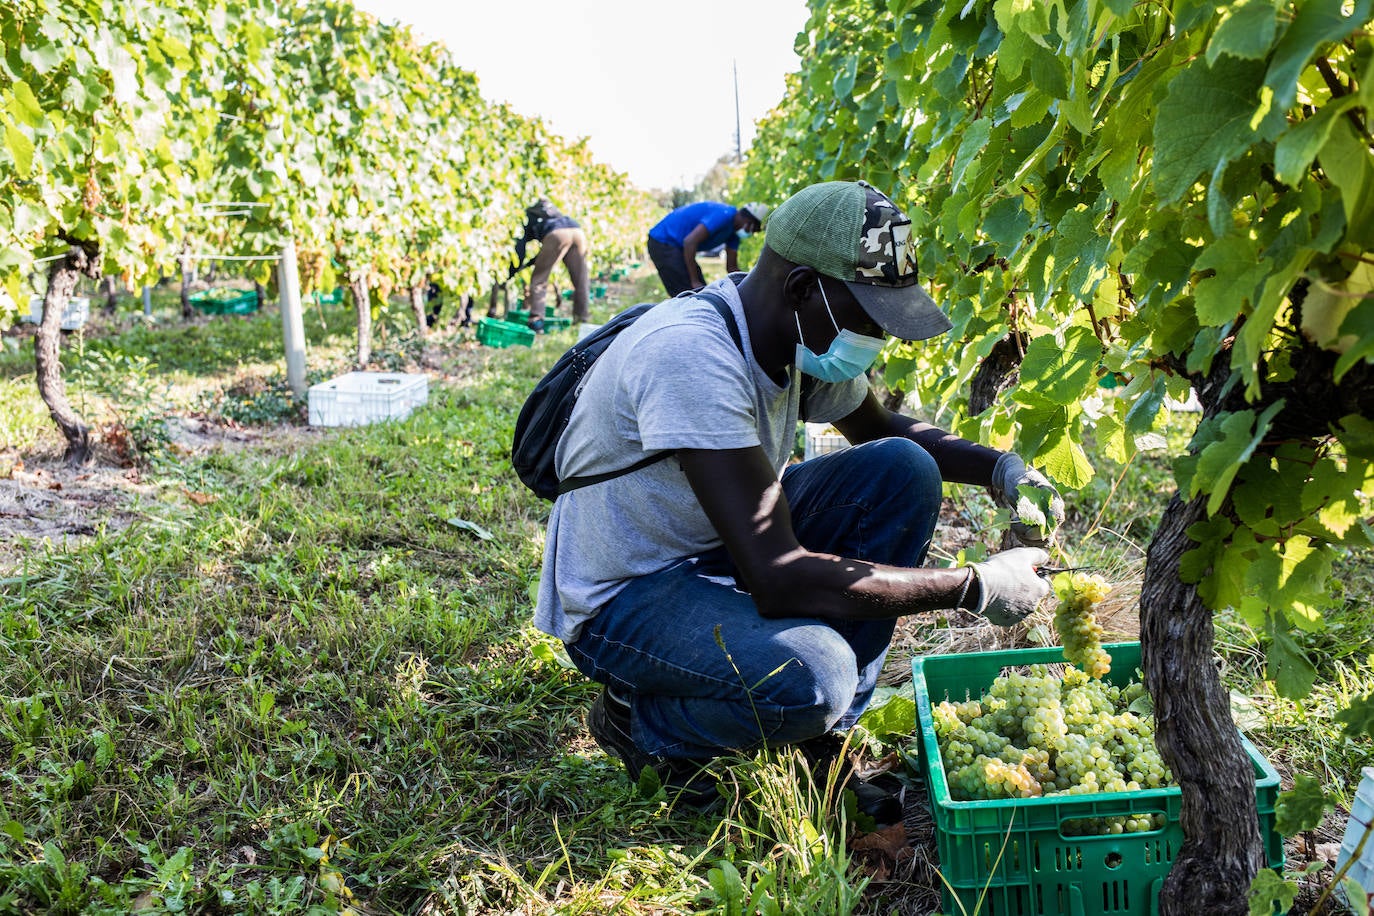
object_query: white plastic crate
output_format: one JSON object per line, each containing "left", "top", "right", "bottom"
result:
{"left": 804, "top": 422, "right": 848, "bottom": 462}
{"left": 21, "top": 294, "right": 90, "bottom": 330}
{"left": 1337, "top": 767, "right": 1374, "bottom": 901}
{"left": 308, "top": 371, "right": 428, "bottom": 428}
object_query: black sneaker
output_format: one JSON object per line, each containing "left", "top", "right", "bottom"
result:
{"left": 587, "top": 688, "right": 720, "bottom": 808}
{"left": 797, "top": 732, "right": 905, "bottom": 827}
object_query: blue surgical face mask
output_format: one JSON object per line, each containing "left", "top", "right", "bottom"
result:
{"left": 736, "top": 228, "right": 751, "bottom": 240}
{"left": 794, "top": 282, "right": 886, "bottom": 382}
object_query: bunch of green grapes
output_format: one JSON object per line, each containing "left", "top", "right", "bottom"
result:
{"left": 1052, "top": 572, "right": 1112, "bottom": 678}
{"left": 932, "top": 665, "right": 1174, "bottom": 834}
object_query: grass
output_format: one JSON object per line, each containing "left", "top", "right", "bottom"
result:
{"left": 1, "top": 263, "right": 1371, "bottom": 914}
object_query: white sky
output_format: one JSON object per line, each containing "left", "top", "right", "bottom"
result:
{"left": 350, "top": 0, "right": 810, "bottom": 191}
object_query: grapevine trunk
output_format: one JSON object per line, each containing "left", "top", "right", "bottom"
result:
{"left": 1141, "top": 492, "right": 1262, "bottom": 915}
{"left": 350, "top": 272, "right": 372, "bottom": 369}
{"left": 408, "top": 283, "right": 428, "bottom": 337}
{"left": 34, "top": 247, "right": 96, "bottom": 466}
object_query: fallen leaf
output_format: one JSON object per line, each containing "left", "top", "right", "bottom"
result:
{"left": 183, "top": 490, "right": 218, "bottom": 506}
{"left": 446, "top": 517, "right": 494, "bottom": 540}
{"left": 852, "top": 823, "right": 912, "bottom": 881}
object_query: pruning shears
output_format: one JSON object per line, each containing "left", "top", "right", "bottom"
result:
{"left": 1036, "top": 565, "right": 1093, "bottom": 578}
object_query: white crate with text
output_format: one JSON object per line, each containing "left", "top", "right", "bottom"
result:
{"left": 308, "top": 371, "right": 429, "bottom": 427}
{"left": 804, "top": 423, "right": 848, "bottom": 462}
{"left": 22, "top": 294, "right": 90, "bottom": 330}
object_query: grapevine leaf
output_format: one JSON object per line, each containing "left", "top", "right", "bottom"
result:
{"left": 1190, "top": 403, "right": 1284, "bottom": 516}
{"left": 1154, "top": 56, "right": 1286, "bottom": 206}
{"left": 858, "top": 686, "right": 917, "bottom": 738}
{"left": 982, "top": 195, "right": 1031, "bottom": 249}
{"left": 1053, "top": 207, "right": 1109, "bottom": 298}
{"left": 1123, "top": 375, "right": 1166, "bottom": 436}
{"left": 952, "top": 118, "right": 991, "bottom": 190}
{"left": 3, "top": 124, "right": 34, "bottom": 178}
{"left": 8, "top": 80, "right": 45, "bottom": 128}
{"left": 1266, "top": 627, "right": 1318, "bottom": 700}
{"left": 1206, "top": 0, "right": 1279, "bottom": 65}
{"left": 1274, "top": 774, "right": 1333, "bottom": 836}
{"left": 1274, "top": 97, "right": 1358, "bottom": 187}
{"left": 1333, "top": 299, "right": 1374, "bottom": 383}
{"left": 1340, "top": 880, "right": 1371, "bottom": 916}
{"left": 1321, "top": 119, "right": 1374, "bottom": 249}
{"left": 1038, "top": 428, "right": 1094, "bottom": 489}
{"left": 1335, "top": 414, "right": 1374, "bottom": 459}
{"left": 1247, "top": 868, "right": 1299, "bottom": 916}
{"left": 1333, "top": 692, "right": 1374, "bottom": 741}
{"left": 1264, "top": 0, "right": 1373, "bottom": 109}
{"left": 1193, "top": 235, "right": 1267, "bottom": 326}
{"left": 1017, "top": 325, "right": 1100, "bottom": 404}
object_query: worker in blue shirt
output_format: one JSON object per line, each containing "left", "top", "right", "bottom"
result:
{"left": 646, "top": 201, "right": 769, "bottom": 296}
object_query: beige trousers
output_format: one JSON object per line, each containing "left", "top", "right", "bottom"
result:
{"left": 526, "top": 226, "right": 590, "bottom": 322}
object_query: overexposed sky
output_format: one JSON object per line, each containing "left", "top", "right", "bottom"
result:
{"left": 350, "top": 0, "right": 810, "bottom": 191}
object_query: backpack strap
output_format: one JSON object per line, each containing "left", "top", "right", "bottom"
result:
{"left": 555, "top": 291, "right": 746, "bottom": 496}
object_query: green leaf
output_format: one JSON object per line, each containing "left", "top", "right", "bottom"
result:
{"left": 1266, "top": 626, "right": 1318, "bottom": 700}
{"left": 8, "top": 80, "right": 45, "bottom": 128}
{"left": 1038, "top": 427, "right": 1094, "bottom": 489}
{"left": 1154, "top": 56, "right": 1287, "bottom": 206}
{"left": 1274, "top": 97, "right": 1358, "bottom": 187}
{"left": 1190, "top": 403, "right": 1284, "bottom": 516}
{"left": 858, "top": 686, "right": 916, "bottom": 738}
{"left": 833, "top": 55, "right": 858, "bottom": 100}
{"left": 1320, "top": 119, "right": 1374, "bottom": 248}
{"left": 952, "top": 118, "right": 991, "bottom": 190}
{"left": 445, "top": 517, "right": 494, "bottom": 540}
{"left": 1264, "top": 0, "right": 1373, "bottom": 109}
{"left": 1193, "top": 235, "right": 1268, "bottom": 326}
{"left": 1207, "top": 0, "right": 1279, "bottom": 65}
{"left": 1247, "top": 868, "right": 1299, "bottom": 916}
{"left": 1334, "top": 692, "right": 1374, "bottom": 740}
{"left": 1274, "top": 773, "right": 1333, "bottom": 836}
{"left": 4, "top": 123, "right": 34, "bottom": 177}
{"left": 1017, "top": 325, "right": 1100, "bottom": 404}
{"left": 1123, "top": 375, "right": 1167, "bottom": 437}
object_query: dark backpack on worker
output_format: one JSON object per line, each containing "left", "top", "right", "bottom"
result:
{"left": 511, "top": 290, "right": 743, "bottom": 500}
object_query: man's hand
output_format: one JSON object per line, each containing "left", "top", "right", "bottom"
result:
{"left": 990, "top": 453, "right": 1065, "bottom": 547}
{"left": 968, "top": 547, "right": 1051, "bottom": 626}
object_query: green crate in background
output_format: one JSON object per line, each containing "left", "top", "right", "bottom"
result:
{"left": 912, "top": 642, "right": 1283, "bottom": 916}
{"left": 475, "top": 317, "right": 534, "bottom": 348}
{"left": 189, "top": 288, "right": 259, "bottom": 315}
{"left": 506, "top": 308, "right": 531, "bottom": 325}
{"left": 543, "top": 316, "right": 572, "bottom": 332}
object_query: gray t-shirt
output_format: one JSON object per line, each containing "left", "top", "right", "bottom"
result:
{"left": 533, "top": 278, "right": 868, "bottom": 644}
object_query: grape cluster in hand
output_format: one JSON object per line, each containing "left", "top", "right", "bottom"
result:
{"left": 932, "top": 665, "right": 1173, "bottom": 834}
{"left": 1052, "top": 571, "right": 1112, "bottom": 678}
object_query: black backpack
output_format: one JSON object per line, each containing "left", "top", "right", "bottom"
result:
{"left": 511, "top": 290, "right": 743, "bottom": 500}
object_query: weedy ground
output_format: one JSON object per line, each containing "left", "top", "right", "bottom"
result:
{"left": 0, "top": 266, "right": 1370, "bottom": 915}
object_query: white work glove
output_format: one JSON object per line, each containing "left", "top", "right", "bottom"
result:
{"left": 968, "top": 547, "right": 1051, "bottom": 626}
{"left": 990, "top": 453, "right": 1065, "bottom": 547}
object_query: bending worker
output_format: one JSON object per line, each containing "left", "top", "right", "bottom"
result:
{"left": 535, "top": 179, "right": 1065, "bottom": 805}
{"left": 516, "top": 199, "right": 590, "bottom": 327}
{"left": 646, "top": 199, "right": 769, "bottom": 296}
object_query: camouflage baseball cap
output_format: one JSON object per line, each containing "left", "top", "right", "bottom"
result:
{"left": 764, "top": 180, "right": 950, "bottom": 341}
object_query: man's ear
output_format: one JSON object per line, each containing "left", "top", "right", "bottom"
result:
{"left": 782, "top": 266, "right": 819, "bottom": 310}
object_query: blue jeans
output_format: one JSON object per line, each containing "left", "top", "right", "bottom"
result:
{"left": 566, "top": 437, "right": 942, "bottom": 759}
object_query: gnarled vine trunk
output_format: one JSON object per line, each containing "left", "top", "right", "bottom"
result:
{"left": 179, "top": 238, "right": 194, "bottom": 320}
{"left": 408, "top": 282, "right": 428, "bottom": 337}
{"left": 35, "top": 242, "right": 100, "bottom": 466}
{"left": 349, "top": 270, "right": 372, "bottom": 369}
{"left": 1140, "top": 492, "right": 1261, "bottom": 916}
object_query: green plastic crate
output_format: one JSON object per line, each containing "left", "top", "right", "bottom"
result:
{"left": 311, "top": 287, "right": 344, "bottom": 305}
{"left": 506, "top": 308, "right": 531, "bottom": 325}
{"left": 543, "top": 316, "right": 572, "bottom": 332}
{"left": 189, "top": 288, "right": 259, "bottom": 315}
{"left": 913, "top": 643, "right": 1283, "bottom": 916}
{"left": 592, "top": 284, "right": 608, "bottom": 300}
{"left": 475, "top": 317, "right": 534, "bottom": 348}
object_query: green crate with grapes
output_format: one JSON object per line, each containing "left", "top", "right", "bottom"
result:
{"left": 913, "top": 638, "right": 1282, "bottom": 915}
